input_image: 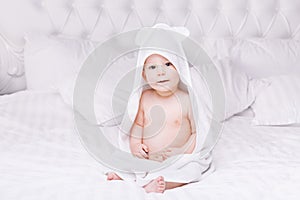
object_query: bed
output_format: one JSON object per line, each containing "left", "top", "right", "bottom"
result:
{"left": 1, "top": 91, "right": 300, "bottom": 199}
{"left": 1, "top": 0, "right": 300, "bottom": 199}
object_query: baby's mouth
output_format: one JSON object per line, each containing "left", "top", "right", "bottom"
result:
{"left": 157, "top": 80, "right": 169, "bottom": 83}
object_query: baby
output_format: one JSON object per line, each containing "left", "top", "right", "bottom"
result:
{"left": 107, "top": 53, "right": 196, "bottom": 193}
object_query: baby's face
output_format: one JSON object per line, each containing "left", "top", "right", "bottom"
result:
{"left": 143, "top": 54, "right": 180, "bottom": 93}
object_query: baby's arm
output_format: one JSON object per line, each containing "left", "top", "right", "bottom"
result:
{"left": 182, "top": 102, "right": 197, "bottom": 154}
{"left": 130, "top": 122, "right": 149, "bottom": 159}
{"left": 129, "top": 95, "right": 149, "bottom": 159}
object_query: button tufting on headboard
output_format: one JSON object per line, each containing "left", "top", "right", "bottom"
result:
{"left": 0, "top": 0, "right": 299, "bottom": 94}
{"left": 0, "top": 0, "right": 299, "bottom": 43}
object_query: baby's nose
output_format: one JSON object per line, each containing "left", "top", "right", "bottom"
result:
{"left": 157, "top": 65, "right": 166, "bottom": 75}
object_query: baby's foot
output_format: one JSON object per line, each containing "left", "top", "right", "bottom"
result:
{"left": 106, "top": 172, "right": 122, "bottom": 181}
{"left": 143, "top": 176, "right": 166, "bottom": 193}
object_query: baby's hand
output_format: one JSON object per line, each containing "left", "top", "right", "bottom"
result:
{"left": 162, "top": 147, "right": 183, "bottom": 158}
{"left": 133, "top": 143, "right": 149, "bottom": 159}
{"left": 148, "top": 147, "right": 183, "bottom": 162}
{"left": 148, "top": 152, "right": 165, "bottom": 162}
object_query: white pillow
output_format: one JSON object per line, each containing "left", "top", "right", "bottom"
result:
{"left": 93, "top": 55, "right": 137, "bottom": 125}
{"left": 217, "top": 59, "right": 268, "bottom": 120}
{"left": 24, "top": 34, "right": 96, "bottom": 90}
{"left": 57, "top": 52, "right": 137, "bottom": 125}
{"left": 191, "top": 58, "right": 268, "bottom": 121}
{"left": 251, "top": 75, "right": 300, "bottom": 125}
{"left": 0, "top": 37, "right": 26, "bottom": 94}
{"left": 231, "top": 39, "right": 300, "bottom": 78}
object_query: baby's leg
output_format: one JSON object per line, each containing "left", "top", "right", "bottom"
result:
{"left": 106, "top": 172, "right": 123, "bottom": 181}
{"left": 165, "top": 182, "right": 187, "bottom": 190}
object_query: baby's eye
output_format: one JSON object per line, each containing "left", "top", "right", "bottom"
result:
{"left": 148, "top": 65, "right": 156, "bottom": 70}
{"left": 165, "top": 62, "right": 173, "bottom": 67}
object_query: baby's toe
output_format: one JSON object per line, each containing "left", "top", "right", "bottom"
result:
{"left": 158, "top": 184, "right": 165, "bottom": 190}
{"left": 106, "top": 173, "right": 113, "bottom": 180}
{"left": 157, "top": 186, "right": 165, "bottom": 193}
{"left": 158, "top": 179, "right": 165, "bottom": 186}
{"left": 157, "top": 177, "right": 165, "bottom": 192}
{"left": 157, "top": 176, "right": 164, "bottom": 182}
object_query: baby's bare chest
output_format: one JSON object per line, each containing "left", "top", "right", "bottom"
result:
{"left": 142, "top": 99, "right": 191, "bottom": 149}
{"left": 143, "top": 97, "right": 188, "bottom": 127}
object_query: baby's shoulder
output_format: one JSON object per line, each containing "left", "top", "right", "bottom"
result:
{"left": 141, "top": 89, "right": 155, "bottom": 97}
{"left": 176, "top": 89, "right": 190, "bottom": 100}
{"left": 140, "top": 89, "right": 155, "bottom": 102}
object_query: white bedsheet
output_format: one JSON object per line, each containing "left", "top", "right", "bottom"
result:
{"left": 1, "top": 91, "right": 300, "bottom": 200}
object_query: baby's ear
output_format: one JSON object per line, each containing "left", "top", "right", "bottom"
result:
{"left": 142, "top": 70, "right": 147, "bottom": 81}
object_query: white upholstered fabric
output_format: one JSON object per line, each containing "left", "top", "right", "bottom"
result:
{"left": 0, "top": 0, "right": 300, "bottom": 93}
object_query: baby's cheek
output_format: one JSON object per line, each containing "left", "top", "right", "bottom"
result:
{"left": 146, "top": 74, "right": 156, "bottom": 83}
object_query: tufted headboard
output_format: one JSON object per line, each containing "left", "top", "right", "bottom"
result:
{"left": 0, "top": 0, "right": 300, "bottom": 94}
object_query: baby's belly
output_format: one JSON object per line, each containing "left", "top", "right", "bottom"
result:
{"left": 143, "top": 122, "right": 192, "bottom": 153}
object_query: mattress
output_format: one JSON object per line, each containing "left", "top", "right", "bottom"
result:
{"left": 1, "top": 91, "right": 300, "bottom": 200}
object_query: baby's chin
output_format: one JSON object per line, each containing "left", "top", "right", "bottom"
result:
{"left": 150, "top": 84, "right": 170, "bottom": 91}
{"left": 150, "top": 85, "right": 179, "bottom": 94}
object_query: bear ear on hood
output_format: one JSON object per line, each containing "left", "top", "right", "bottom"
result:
{"left": 135, "top": 23, "right": 190, "bottom": 47}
